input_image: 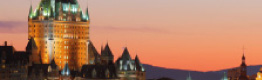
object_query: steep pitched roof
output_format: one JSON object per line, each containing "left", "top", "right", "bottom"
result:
{"left": 26, "top": 38, "right": 38, "bottom": 50}
{"left": 121, "top": 47, "right": 131, "bottom": 60}
{"left": 135, "top": 55, "right": 145, "bottom": 72}
{"left": 135, "top": 55, "right": 141, "bottom": 71}
{"left": 101, "top": 43, "right": 113, "bottom": 57}
{"left": 50, "top": 59, "right": 57, "bottom": 69}
{"left": 61, "top": 63, "right": 70, "bottom": 76}
{"left": 88, "top": 40, "right": 101, "bottom": 64}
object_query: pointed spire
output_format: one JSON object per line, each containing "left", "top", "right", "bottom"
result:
{"left": 86, "top": 1, "right": 90, "bottom": 21}
{"left": 29, "top": 3, "right": 33, "bottom": 18}
{"left": 135, "top": 55, "right": 143, "bottom": 71}
{"left": 26, "top": 38, "right": 38, "bottom": 51}
{"left": 242, "top": 53, "right": 245, "bottom": 60}
{"left": 135, "top": 55, "right": 141, "bottom": 64}
{"left": 102, "top": 43, "right": 113, "bottom": 56}
{"left": 241, "top": 51, "right": 246, "bottom": 67}
{"left": 61, "top": 63, "right": 70, "bottom": 76}
{"left": 101, "top": 43, "right": 103, "bottom": 53}
{"left": 50, "top": 59, "right": 57, "bottom": 69}
{"left": 242, "top": 46, "right": 246, "bottom": 60}
{"left": 122, "top": 47, "right": 131, "bottom": 60}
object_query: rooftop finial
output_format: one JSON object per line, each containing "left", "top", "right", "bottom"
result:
{"left": 28, "top": 0, "right": 33, "bottom": 18}
{"left": 86, "top": 0, "right": 90, "bottom": 20}
{"left": 242, "top": 45, "right": 245, "bottom": 54}
{"left": 242, "top": 45, "right": 246, "bottom": 60}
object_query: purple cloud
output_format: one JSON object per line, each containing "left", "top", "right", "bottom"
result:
{"left": 92, "top": 26, "right": 169, "bottom": 34}
{"left": 0, "top": 21, "right": 27, "bottom": 33}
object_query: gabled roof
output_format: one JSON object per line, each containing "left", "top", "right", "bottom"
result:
{"left": 101, "top": 43, "right": 113, "bottom": 57}
{"left": 26, "top": 38, "right": 37, "bottom": 50}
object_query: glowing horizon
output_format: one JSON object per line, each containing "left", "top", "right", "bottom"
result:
{"left": 1, "top": 0, "right": 262, "bottom": 72}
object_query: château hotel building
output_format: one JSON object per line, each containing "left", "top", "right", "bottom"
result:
{"left": 28, "top": 0, "right": 90, "bottom": 70}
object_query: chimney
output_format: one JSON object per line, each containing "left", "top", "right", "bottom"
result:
{"left": 4, "top": 41, "right": 7, "bottom": 46}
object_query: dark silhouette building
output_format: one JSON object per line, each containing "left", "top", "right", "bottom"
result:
{"left": 227, "top": 53, "right": 249, "bottom": 80}
{"left": 238, "top": 54, "right": 248, "bottom": 80}
{"left": 0, "top": 41, "right": 29, "bottom": 79}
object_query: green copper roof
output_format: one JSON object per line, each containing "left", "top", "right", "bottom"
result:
{"left": 29, "top": 0, "right": 89, "bottom": 21}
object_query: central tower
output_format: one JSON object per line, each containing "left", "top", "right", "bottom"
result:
{"left": 28, "top": 0, "right": 90, "bottom": 70}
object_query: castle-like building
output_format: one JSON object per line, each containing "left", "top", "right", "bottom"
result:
{"left": 28, "top": 0, "right": 90, "bottom": 70}
{"left": 0, "top": 0, "right": 146, "bottom": 80}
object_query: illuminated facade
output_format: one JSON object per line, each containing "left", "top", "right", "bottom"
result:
{"left": 28, "top": 0, "right": 89, "bottom": 70}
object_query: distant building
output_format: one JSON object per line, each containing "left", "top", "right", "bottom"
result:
{"left": 81, "top": 42, "right": 118, "bottom": 80}
{"left": 115, "top": 48, "right": 146, "bottom": 80}
{"left": 227, "top": 54, "right": 249, "bottom": 80}
{"left": 0, "top": 41, "right": 29, "bottom": 80}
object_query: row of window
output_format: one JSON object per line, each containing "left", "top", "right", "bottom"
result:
{"left": 30, "top": 24, "right": 88, "bottom": 29}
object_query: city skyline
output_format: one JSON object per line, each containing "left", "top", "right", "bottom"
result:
{"left": 1, "top": 0, "right": 262, "bottom": 72}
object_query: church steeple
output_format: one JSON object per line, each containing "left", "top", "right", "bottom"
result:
{"left": 242, "top": 54, "right": 245, "bottom": 64}
{"left": 239, "top": 51, "right": 248, "bottom": 80}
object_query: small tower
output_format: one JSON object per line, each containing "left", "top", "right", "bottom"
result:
{"left": 239, "top": 53, "right": 248, "bottom": 80}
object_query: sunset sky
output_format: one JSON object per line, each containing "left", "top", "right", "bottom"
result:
{"left": 1, "top": 0, "right": 262, "bottom": 72}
